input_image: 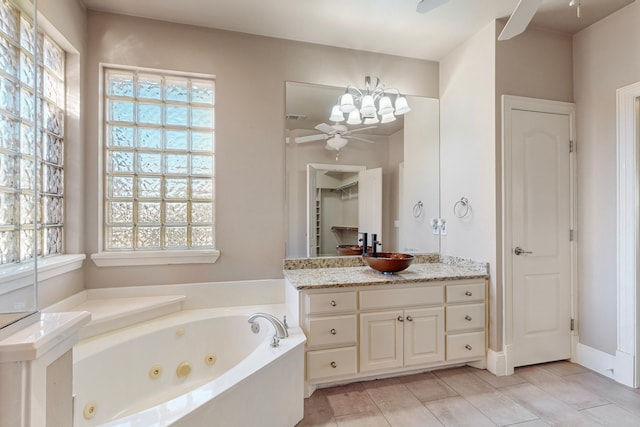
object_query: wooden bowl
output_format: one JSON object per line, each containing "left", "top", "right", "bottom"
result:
{"left": 336, "top": 245, "right": 370, "bottom": 256}
{"left": 363, "top": 252, "right": 415, "bottom": 273}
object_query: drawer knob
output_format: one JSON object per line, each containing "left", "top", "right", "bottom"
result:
{"left": 465, "top": 344, "right": 473, "bottom": 350}
{"left": 330, "top": 300, "right": 337, "bottom": 307}
{"left": 465, "top": 291, "right": 473, "bottom": 296}
{"left": 465, "top": 315, "right": 472, "bottom": 321}
{"left": 330, "top": 361, "right": 337, "bottom": 368}
{"left": 406, "top": 315, "right": 413, "bottom": 322}
{"left": 397, "top": 316, "right": 404, "bottom": 322}
{"left": 330, "top": 328, "right": 337, "bottom": 335}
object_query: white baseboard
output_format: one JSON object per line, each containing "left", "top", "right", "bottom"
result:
{"left": 487, "top": 349, "right": 508, "bottom": 376}
{"left": 575, "top": 343, "right": 616, "bottom": 381}
{"left": 615, "top": 350, "right": 637, "bottom": 388}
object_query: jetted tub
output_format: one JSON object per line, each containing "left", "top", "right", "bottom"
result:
{"left": 73, "top": 305, "right": 305, "bottom": 426}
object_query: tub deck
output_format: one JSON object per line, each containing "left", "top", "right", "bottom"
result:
{"left": 44, "top": 291, "right": 186, "bottom": 339}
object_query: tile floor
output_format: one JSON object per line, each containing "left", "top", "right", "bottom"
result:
{"left": 296, "top": 361, "right": 640, "bottom": 426}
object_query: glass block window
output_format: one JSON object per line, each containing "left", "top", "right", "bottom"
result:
{"left": 104, "top": 68, "right": 215, "bottom": 250}
{"left": 0, "top": 0, "right": 65, "bottom": 266}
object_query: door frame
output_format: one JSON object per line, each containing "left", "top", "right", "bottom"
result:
{"left": 306, "top": 163, "right": 365, "bottom": 257}
{"left": 501, "top": 95, "right": 577, "bottom": 375}
{"left": 616, "top": 81, "right": 640, "bottom": 388}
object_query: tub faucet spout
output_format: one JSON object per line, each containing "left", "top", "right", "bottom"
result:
{"left": 248, "top": 313, "right": 289, "bottom": 347}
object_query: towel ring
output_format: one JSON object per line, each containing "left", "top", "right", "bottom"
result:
{"left": 453, "top": 197, "right": 470, "bottom": 218}
{"left": 413, "top": 201, "right": 423, "bottom": 218}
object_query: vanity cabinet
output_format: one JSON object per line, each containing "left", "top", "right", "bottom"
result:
{"left": 293, "top": 278, "right": 487, "bottom": 391}
{"left": 360, "top": 307, "right": 445, "bottom": 372}
{"left": 303, "top": 291, "right": 358, "bottom": 382}
{"left": 445, "top": 281, "right": 486, "bottom": 361}
{"left": 359, "top": 286, "right": 445, "bottom": 372}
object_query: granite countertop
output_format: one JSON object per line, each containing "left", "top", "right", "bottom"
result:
{"left": 284, "top": 258, "right": 489, "bottom": 290}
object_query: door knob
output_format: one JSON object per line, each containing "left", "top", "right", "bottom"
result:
{"left": 514, "top": 246, "right": 533, "bottom": 256}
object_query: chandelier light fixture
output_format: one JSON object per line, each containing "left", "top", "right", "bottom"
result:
{"left": 329, "top": 76, "right": 411, "bottom": 126}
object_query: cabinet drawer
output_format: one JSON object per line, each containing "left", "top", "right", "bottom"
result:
{"left": 305, "top": 292, "right": 357, "bottom": 315}
{"left": 446, "top": 304, "right": 485, "bottom": 333}
{"left": 305, "top": 315, "right": 357, "bottom": 348}
{"left": 360, "top": 286, "right": 443, "bottom": 310}
{"left": 446, "top": 331, "right": 485, "bottom": 360}
{"left": 446, "top": 282, "right": 485, "bottom": 304}
{"left": 307, "top": 346, "right": 357, "bottom": 382}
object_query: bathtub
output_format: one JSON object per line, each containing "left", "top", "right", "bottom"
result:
{"left": 72, "top": 304, "right": 306, "bottom": 427}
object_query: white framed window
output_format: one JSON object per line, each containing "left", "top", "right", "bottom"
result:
{"left": 0, "top": 0, "right": 65, "bottom": 267}
{"left": 92, "top": 66, "right": 218, "bottom": 266}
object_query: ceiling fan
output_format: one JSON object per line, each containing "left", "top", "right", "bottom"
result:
{"left": 295, "top": 123, "right": 377, "bottom": 151}
{"left": 416, "top": 0, "right": 543, "bottom": 41}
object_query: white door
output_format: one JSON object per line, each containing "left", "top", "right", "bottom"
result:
{"left": 510, "top": 108, "right": 572, "bottom": 367}
{"left": 358, "top": 167, "right": 383, "bottom": 245}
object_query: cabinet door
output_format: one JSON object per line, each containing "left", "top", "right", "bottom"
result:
{"left": 404, "top": 307, "right": 445, "bottom": 366}
{"left": 360, "top": 310, "right": 403, "bottom": 373}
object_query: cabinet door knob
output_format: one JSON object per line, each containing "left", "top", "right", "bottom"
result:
{"left": 465, "top": 344, "right": 473, "bottom": 350}
{"left": 465, "top": 291, "right": 473, "bottom": 296}
{"left": 397, "top": 316, "right": 404, "bottom": 322}
{"left": 330, "top": 300, "right": 337, "bottom": 307}
{"left": 330, "top": 361, "right": 337, "bottom": 368}
{"left": 330, "top": 328, "right": 337, "bottom": 335}
{"left": 406, "top": 315, "right": 413, "bottom": 322}
{"left": 465, "top": 315, "right": 472, "bottom": 321}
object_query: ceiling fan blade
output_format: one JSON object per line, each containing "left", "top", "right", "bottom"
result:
{"left": 416, "top": 0, "right": 449, "bottom": 13}
{"left": 346, "top": 135, "right": 376, "bottom": 144}
{"left": 314, "top": 123, "right": 337, "bottom": 134}
{"left": 497, "top": 0, "right": 542, "bottom": 41}
{"left": 342, "top": 125, "right": 378, "bottom": 135}
{"left": 295, "top": 134, "right": 329, "bottom": 143}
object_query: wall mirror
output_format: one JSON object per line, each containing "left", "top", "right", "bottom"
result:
{"left": 285, "top": 81, "right": 440, "bottom": 258}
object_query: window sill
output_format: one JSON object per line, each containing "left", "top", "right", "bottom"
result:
{"left": 90, "top": 250, "right": 221, "bottom": 267}
{"left": 0, "top": 254, "right": 86, "bottom": 295}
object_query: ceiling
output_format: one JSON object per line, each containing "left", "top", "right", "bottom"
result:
{"left": 82, "top": 0, "right": 633, "bottom": 61}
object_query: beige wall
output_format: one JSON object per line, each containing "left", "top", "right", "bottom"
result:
{"left": 440, "top": 21, "right": 498, "bottom": 349}
{"left": 440, "top": 21, "right": 574, "bottom": 352}
{"left": 573, "top": 1, "right": 640, "bottom": 354}
{"left": 84, "top": 11, "right": 439, "bottom": 288}
{"left": 36, "top": 0, "right": 86, "bottom": 308}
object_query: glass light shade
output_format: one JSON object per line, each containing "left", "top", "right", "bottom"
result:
{"left": 364, "top": 112, "right": 379, "bottom": 125}
{"left": 378, "top": 95, "right": 394, "bottom": 115}
{"left": 327, "top": 136, "right": 348, "bottom": 151}
{"left": 339, "top": 93, "right": 356, "bottom": 113}
{"left": 346, "top": 109, "right": 362, "bottom": 125}
{"left": 329, "top": 105, "right": 345, "bottom": 122}
{"left": 360, "top": 94, "right": 376, "bottom": 116}
{"left": 394, "top": 96, "right": 411, "bottom": 115}
{"left": 381, "top": 113, "right": 396, "bottom": 124}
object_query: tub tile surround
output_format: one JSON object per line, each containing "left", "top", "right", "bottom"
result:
{"left": 41, "top": 279, "right": 286, "bottom": 340}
